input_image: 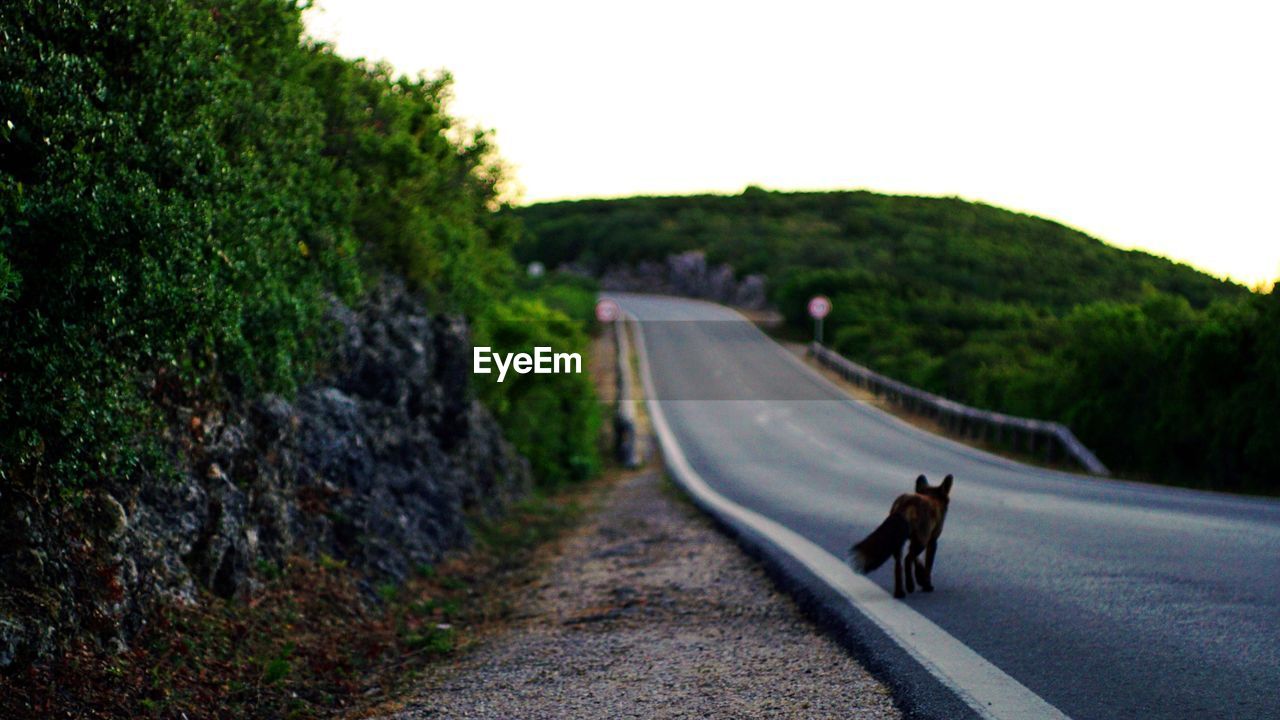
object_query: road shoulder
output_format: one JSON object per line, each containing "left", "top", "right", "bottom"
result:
{"left": 379, "top": 467, "right": 901, "bottom": 719}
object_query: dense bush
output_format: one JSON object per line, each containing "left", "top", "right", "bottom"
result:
{"left": 303, "top": 49, "right": 520, "bottom": 316}
{"left": 517, "top": 272, "right": 602, "bottom": 329}
{"left": 1053, "top": 289, "right": 1280, "bottom": 491}
{"left": 514, "top": 189, "right": 1277, "bottom": 492}
{"left": 0, "top": 0, "right": 597, "bottom": 496}
{"left": 300, "top": 44, "right": 600, "bottom": 488}
{"left": 475, "top": 284, "right": 601, "bottom": 488}
{"left": 1, "top": 0, "right": 357, "bottom": 493}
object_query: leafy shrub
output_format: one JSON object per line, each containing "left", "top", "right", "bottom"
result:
{"left": 518, "top": 271, "right": 601, "bottom": 329}
{"left": 474, "top": 291, "right": 601, "bottom": 488}
{"left": 0, "top": 1, "right": 598, "bottom": 497}
{"left": 1050, "top": 289, "right": 1280, "bottom": 491}
{"left": 302, "top": 48, "right": 519, "bottom": 316}
{"left": 1, "top": 0, "right": 358, "bottom": 493}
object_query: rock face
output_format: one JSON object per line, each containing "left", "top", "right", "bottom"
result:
{"left": 0, "top": 278, "right": 531, "bottom": 667}
{"left": 598, "top": 250, "right": 768, "bottom": 310}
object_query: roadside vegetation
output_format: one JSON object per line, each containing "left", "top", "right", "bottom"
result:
{"left": 476, "top": 272, "right": 603, "bottom": 487}
{"left": 1, "top": 0, "right": 605, "bottom": 713}
{"left": 0, "top": 0, "right": 598, "bottom": 499}
{"left": 1, "top": 312, "right": 621, "bottom": 720}
{"left": 515, "top": 189, "right": 1279, "bottom": 493}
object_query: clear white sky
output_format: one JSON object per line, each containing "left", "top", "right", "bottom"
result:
{"left": 304, "top": 1, "right": 1279, "bottom": 288}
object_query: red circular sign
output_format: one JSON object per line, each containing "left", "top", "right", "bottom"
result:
{"left": 595, "top": 298, "right": 621, "bottom": 323}
{"left": 808, "top": 295, "right": 832, "bottom": 319}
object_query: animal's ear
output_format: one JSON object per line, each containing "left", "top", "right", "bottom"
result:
{"left": 915, "top": 474, "right": 928, "bottom": 492}
{"left": 940, "top": 474, "right": 953, "bottom": 495}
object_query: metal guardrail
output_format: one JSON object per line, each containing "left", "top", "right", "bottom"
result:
{"left": 614, "top": 319, "right": 641, "bottom": 468}
{"left": 809, "top": 343, "right": 1110, "bottom": 476}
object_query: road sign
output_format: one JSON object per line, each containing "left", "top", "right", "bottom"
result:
{"left": 595, "top": 298, "right": 621, "bottom": 323}
{"left": 808, "top": 295, "right": 832, "bottom": 344}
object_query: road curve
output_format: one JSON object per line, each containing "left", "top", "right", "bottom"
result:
{"left": 611, "top": 293, "right": 1280, "bottom": 720}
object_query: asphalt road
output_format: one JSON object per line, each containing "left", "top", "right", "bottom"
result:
{"left": 611, "top": 293, "right": 1280, "bottom": 720}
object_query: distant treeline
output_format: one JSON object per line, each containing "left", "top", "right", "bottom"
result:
{"left": 514, "top": 189, "right": 1278, "bottom": 493}
{"left": 1, "top": 0, "right": 597, "bottom": 496}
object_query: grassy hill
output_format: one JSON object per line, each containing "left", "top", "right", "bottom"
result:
{"left": 513, "top": 188, "right": 1278, "bottom": 493}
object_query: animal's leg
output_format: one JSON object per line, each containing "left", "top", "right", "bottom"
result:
{"left": 905, "top": 541, "right": 923, "bottom": 593}
{"left": 892, "top": 547, "right": 905, "bottom": 599}
{"left": 914, "top": 557, "right": 931, "bottom": 592}
{"left": 921, "top": 539, "right": 937, "bottom": 592}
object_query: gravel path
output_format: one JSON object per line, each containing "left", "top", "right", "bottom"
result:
{"left": 383, "top": 470, "right": 901, "bottom": 719}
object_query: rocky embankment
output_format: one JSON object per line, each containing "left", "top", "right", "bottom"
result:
{"left": 0, "top": 279, "right": 530, "bottom": 667}
{"left": 598, "top": 250, "right": 768, "bottom": 310}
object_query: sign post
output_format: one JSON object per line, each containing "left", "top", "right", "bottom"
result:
{"left": 595, "top": 298, "right": 621, "bottom": 324}
{"left": 807, "top": 295, "right": 831, "bottom": 345}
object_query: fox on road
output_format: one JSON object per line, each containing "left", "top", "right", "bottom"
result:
{"left": 850, "top": 474, "right": 953, "bottom": 599}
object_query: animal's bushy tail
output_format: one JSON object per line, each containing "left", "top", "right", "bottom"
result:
{"left": 849, "top": 514, "right": 908, "bottom": 573}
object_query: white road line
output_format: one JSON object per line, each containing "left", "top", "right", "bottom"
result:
{"left": 625, "top": 312, "right": 1071, "bottom": 720}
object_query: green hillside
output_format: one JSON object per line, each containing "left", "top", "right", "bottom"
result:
{"left": 516, "top": 188, "right": 1241, "bottom": 309}
{"left": 513, "top": 189, "right": 1278, "bottom": 493}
